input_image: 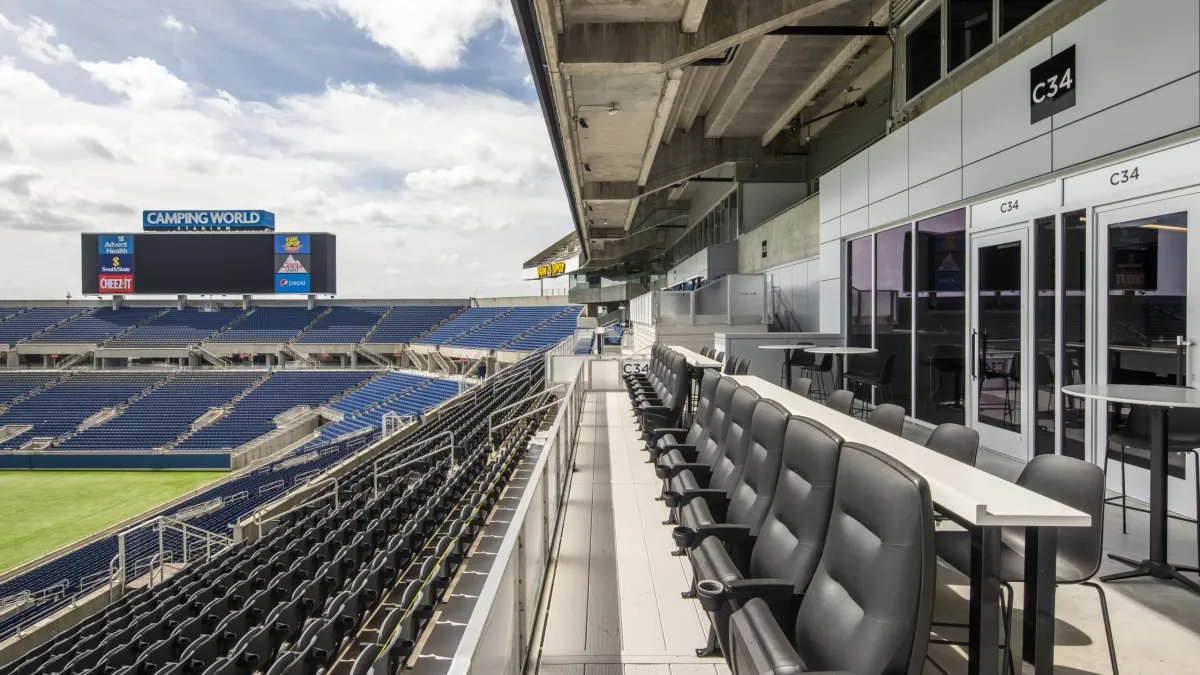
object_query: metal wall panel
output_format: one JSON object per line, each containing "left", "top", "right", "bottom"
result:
{"left": 868, "top": 190, "right": 909, "bottom": 228}
{"left": 1051, "top": 0, "right": 1200, "bottom": 127}
{"left": 961, "top": 38, "right": 1054, "bottom": 165}
{"left": 840, "top": 206, "right": 869, "bottom": 238}
{"left": 907, "top": 92, "right": 963, "bottom": 185}
{"left": 819, "top": 278, "right": 842, "bottom": 334}
{"left": 868, "top": 126, "right": 909, "bottom": 201}
{"left": 819, "top": 240, "right": 841, "bottom": 280}
{"left": 840, "top": 151, "right": 871, "bottom": 213}
{"left": 819, "top": 167, "right": 841, "bottom": 222}
{"left": 820, "top": 216, "right": 840, "bottom": 243}
{"left": 1053, "top": 73, "right": 1200, "bottom": 170}
{"left": 962, "top": 134, "right": 1053, "bottom": 198}
{"left": 908, "top": 169, "right": 962, "bottom": 216}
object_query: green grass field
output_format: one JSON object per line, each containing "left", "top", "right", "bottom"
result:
{"left": 0, "top": 471, "right": 224, "bottom": 574}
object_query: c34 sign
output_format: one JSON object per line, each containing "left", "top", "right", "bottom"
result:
{"left": 1030, "top": 45, "right": 1076, "bottom": 124}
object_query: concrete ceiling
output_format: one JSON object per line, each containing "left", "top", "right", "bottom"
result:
{"left": 524, "top": 0, "right": 893, "bottom": 274}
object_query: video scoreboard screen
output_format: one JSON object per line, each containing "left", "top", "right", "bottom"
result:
{"left": 81, "top": 232, "right": 336, "bottom": 295}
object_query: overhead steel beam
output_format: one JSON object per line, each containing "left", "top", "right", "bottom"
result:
{"left": 761, "top": 2, "right": 890, "bottom": 146}
{"left": 558, "top": 0, "right": 858, "bottom": 75}
{"left": 766, "top": 25, "right": 888, "bottom": 36}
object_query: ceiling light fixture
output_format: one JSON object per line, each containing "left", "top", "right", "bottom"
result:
{"left": 578, "top": 118, "right": 589, "bottom": 129}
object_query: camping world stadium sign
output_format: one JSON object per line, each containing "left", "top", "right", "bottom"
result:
{"left": 143, "top": 210, "right": 276, "bottom": 231}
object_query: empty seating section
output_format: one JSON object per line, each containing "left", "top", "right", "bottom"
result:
{"left": 29, "top": 307, "right": 163, "bottom": 343}
{"left": 295, "top": 306, "right": 387, "bottom": 344}
{"left": 0, "top": 372, "right": 167, "bottom": 449}
{"left": 449, "top": 306, "right": 568, "bottom": 349}
{"left": 0, "top": 307, "right": 88, "bottom": 345}
{"left": 210, "top": 307, "right": 321, "bottom": 343}
{"left": 176, "top": 371, "right": 376, "bottom": 451}
{"left": 56, "top": 372, "right": 264, "bottom": 451}
{"left": 0, "top": 307, "right": 26, "bottom": 323}
{"left": 0, "top": 352, "right": 550, "bottom": 668}
{"left": 319, "top": 372, "right": 455, "bottom": 441}
{"left": 415, "top": 307, "right": 509, "bottom": 345}
{"left": 506, "top": 309, "right": 582, "bottom": 351}
{"left": 110, "top": 308, "right": 246, "bottom": 348}
{"left": 366, "top": 305, "right": 462, "bottom": 344}
{"left": 0, "top": 372, "right": 61, "bottom": 405}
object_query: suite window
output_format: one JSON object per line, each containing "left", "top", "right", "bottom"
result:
{"left": 847, "top": 237, "right": 873, "bottom": 349}
{"left": 1000, "top": 0, "right": 1054, "bottom": 36}
{"left": 949, "top": 0, "right": 993, "bottom": 70}
{"left": 906, "top": 8, "right": 942, "bottom": 100}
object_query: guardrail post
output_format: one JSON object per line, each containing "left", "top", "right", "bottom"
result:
{"left": 117, "top": 533, "right": 126, "bottom": 596}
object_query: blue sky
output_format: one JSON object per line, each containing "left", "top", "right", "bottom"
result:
{"left": 0, "top": 0, "right": 569, "bottom": 298}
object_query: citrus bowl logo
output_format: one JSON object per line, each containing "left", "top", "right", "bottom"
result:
{"left": 283, "top": 235, "right": 302, "bottom": 253}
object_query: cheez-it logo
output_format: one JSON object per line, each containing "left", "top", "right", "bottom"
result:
{"left": 283, "top": 236, "right": 302, "bottom": 253}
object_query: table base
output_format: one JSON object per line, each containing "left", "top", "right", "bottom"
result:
{"left": 1102, "top": 553, "right": 1200, "bottom": 594}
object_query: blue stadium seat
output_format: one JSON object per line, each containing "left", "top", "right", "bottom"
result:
{"left": 0, "top": 307, "right": 90, "bottom": 345}
{"left": 295, "top": 306, "right": 388, "bottom": 344}
{"left": 109, "top": 308, "right": 246, "bottom": 348}
{"left": 0, "top": 372, "right": 169, "bottom": 449}
{"left": 366, "top": 306, "right": 463, "bottom": 344}
{"left": 28, "top": 308, "right": 163, "bottom": 344}
{"left": 209, "top": 307, "right": 322, "bottom": 343}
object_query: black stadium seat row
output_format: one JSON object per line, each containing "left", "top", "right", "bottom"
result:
{"left": 0, "top": 351, "right": 555, "bottom": 675}
{"left": 630, "top": 346, "right": 938, "bottom": 675}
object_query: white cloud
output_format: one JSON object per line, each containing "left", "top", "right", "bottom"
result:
{"left": 0, "top": 18, "right": 568, "bottom": 299}
{"left": 161, "top": 15, "right": 196, "bottom": 34}
{"left": 297, "top": 0, "right": 507, "bottom": 70}
{"left": 0, "top": 14, "right": 76, "bottom": 64}
{"left": 80, "top": 57, "right": 193, "bottom": 108}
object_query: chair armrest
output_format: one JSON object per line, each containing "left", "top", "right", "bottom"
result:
{"left": 695, "top": 523, "right": 751, "bottom": 546}
{"left": 663, "top": 445, "right": 699, "bottom": 463}
{"left": 650, "top": 428, "right": 687, "bottom": 440}
{"left": 724, "top": 578, "right": 795, "bottom": 605}
{"left": 682, "top": 489, "right": 728, "bottom": 520}
{"left": 655, "top": 462, "right": 707, "bottom": 481}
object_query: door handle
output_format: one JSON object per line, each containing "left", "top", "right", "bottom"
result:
{"left": 970, "top": 330, "right": 978, "bottom": 381}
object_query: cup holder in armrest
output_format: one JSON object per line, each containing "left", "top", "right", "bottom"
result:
{"left": 696, "top": 580, "right": 726, "bottom": 612}
{"left": 662, "top": 491, "right": 682, "bottom": 508}
{"left": 654, "top": 463, "right": 672, "bottom": 480}
{"left": 672, "top": 526, "right": 695, "bottom": 549}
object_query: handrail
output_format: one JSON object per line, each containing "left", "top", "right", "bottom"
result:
{"left": 487, "top": 383, "right": 563, "bottom": 439}
{"left": 254, "top": 476, "right": 339, "bottom": 526}
{"left": 372, "top": 430, "right": 455, "bottom": 496}
{"left": 376, "top": 442, "right": 453, "bottom": 480}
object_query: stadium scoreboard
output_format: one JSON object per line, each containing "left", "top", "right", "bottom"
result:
{"left": 81, "top": 232, "right": 336, "bottom": 295}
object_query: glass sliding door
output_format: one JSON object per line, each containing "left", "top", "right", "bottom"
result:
{"left": 970, "top": 226, "right": 1031, "bottom": 458}
{"left": 1060, "top": 210, "right": 1088, "bottom": 459}
{"left": 875, "top": 225, "right": 913, "bottom": 413}
{"left": 915, "top": 209, "right": 968, "bottom": 426}
{"left": 1096, "top": 195, "right": 1199, "bottom": 506}
{"left": 1034, "top": 216, "right": 1057, "bottom": 455}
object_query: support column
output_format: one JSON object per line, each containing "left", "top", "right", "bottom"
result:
{"left": 94, "top": 356, "right": 103, "bottom": 369}
{"left": 242, "top": 294, "right": 252, "bottom": 310}
{"left": 177, "top": 295, "right": 186, "bottom": 310}
{"left": 339, "top": 354, "right": 347, "bottom": 367}
{"left": 8, "top": 352, "right": 20, "bottom": 368}
{"left": 188, "top": 353, "right": 200, "bottom": 367}
{"left": 42, "top": 354, "right": 53, "bottom": 369}
{"left": 307, "top": 294, "right": 316, "bottom": 310}
{"left": 349, "top": 351, "right": 358, "bottom": 368}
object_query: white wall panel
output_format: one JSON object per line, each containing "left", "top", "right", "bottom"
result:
{"left": 868, "top": 126, "right": 909, "bottom": 201}
{"left": 840, "top": 207, "right": 869, "bottom": 238}
{"left": 840, "top": 151, "right": 870, "bottom": 213}
{"left": 908, "top": 170, "right": 962, "bottom": 216}
{"left": 807, "top": 262, "right": 820, "bottom": 327}
{"left": 868, "top": 190, "right": 909, "bottom": 228}
{"left": 1053, "top": 74, "right": 1200, "bottom": 170}
{"left": 819, "top": 240, "right": 841, "bottom": 280}
{"left": 819, "top": 278, "right": 842, "bottom": 334}
{"left": 907, "top": 92, "right": 963, "bottom": 185}
{"left": 1052, "top": 0, "right": 1200, "bottom": 128}
{"left": 820, "top": 216, "right": 840, "bottom": 243}
{"left": 962, "top": 134, "right": 1052, "bottom": 198}
{"left": 961, "top": 39, "right": 1053, "bottom": 165}
{"left": 819, "top": 167, "right": 841, "bottom": 222}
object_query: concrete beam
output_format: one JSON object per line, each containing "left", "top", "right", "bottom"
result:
{"left": 761, "top": 2, "right": 889, "bottom": 146}
{"left": 705, "top": 35, "right": 787, "bottom": 138}
{"left": 559, "top": 0, "right": 858, "bottom": 74}
{"left": 675, "top": 66, "right": 715, "bottom": 134}
{"left": 681, "top": 0, "right": 710, "bottom": 33}
{"left": 663, "top": 69, "right": 695, "bottom": 144}
{"left": 806, "top": 46, "right": 892, "bottom": 139}
{"left": 638, "top": 69, "right": 685, "bottom": 186}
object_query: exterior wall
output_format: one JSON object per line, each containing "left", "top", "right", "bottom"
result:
{"left": 738, "top": 195, "right": 820, "bottom": 274}
{"left": 740, "top": 182, "right": 809, "bottom": 233}
{"left": 817, "top": 0, "right": 1200, "bottom": 332}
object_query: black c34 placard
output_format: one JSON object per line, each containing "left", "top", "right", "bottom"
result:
{"left": 1030, "top": 45, "right": 1076, "bottom": 124}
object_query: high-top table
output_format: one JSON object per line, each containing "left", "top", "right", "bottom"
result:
{"left": 733, "top": 374, "right": 1090, "bottom": 675}
{"left": 1062, "top": 384, "right": 1200, "bottom": 594}
{"left": 804, "top": 345, "right": 877, "bottom": 389}
{"left": 757, "top": 344, "right": 810, "bottom": 390}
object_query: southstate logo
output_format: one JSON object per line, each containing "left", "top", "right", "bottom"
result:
{"left": 283, "top": 235, "right": 302, "bottom": 253}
